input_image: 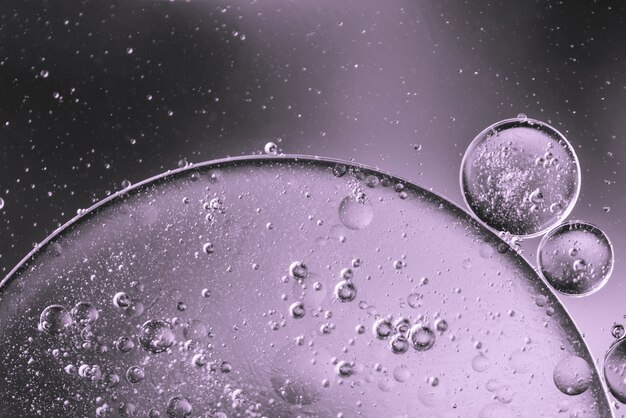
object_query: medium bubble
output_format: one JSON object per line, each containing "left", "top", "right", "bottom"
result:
{"left": 334, "top": 280, "right": 357, "bottom": 302}
{"left": 139, "top": 320, "right": 175, "bottom": 353}
{"left": 167, "top": 396, "right": 193, "bottom": 418}
{"left": 39, "top": 305, "right": 73, "bottom": 335}
{"left": 612, "top": 324, "right": 625, "bottom": 340}
{"left": 70, "top": 302, "right": 99, "bottom": 327}
{"left": 553, "top": 356, "right": 591, "bottom": 396}
{"left": 289, "top": 261, "right": 308, "bottom": 280}
{"left": 264, "top": 142, "right": 278, "bottom": 155}
{"left": 126, "top": 366, "right": 145, "bottom": 384}
{"left": 116, "top": 336, "right": 135, "bottom": 353}
{"left": 460, "top": 118, "right": 580, "bottom": 237}
{"left": 289, "top": 301, "right": 306, "bottom": 319}
{"left": 338, "top": 194, "right": 374, "bottom": 230}
{"left": 605, "top": 338, "right": 626, "bottom": 403}
{"left": 390, "top": 334, "right": 409, "bottom": 354}
{"left": 537, "top": 221, "right": 613, "bottom": 296}
{"left": 373, "top": 318, "right": 393, "bottom": 339}
{"left": 409, "top": 323, "right": 435, "bottom": 351}
{"left": 113, "top": 292, "right": 131, "bottom": 308}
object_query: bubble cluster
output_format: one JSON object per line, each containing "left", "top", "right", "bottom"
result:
{"left": 460, "top": 117, "right": 580, "bottom": 237}
{"left": 537, "top": 221, "right": 613, "bottom": 296}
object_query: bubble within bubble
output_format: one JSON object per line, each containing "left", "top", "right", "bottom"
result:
{"left": 139, "top": 319, "right": 175, "bottom": 353}
{"left": 338, "top": 194, "right": 374, "bottom": 230}
{"left": 612, "top": 324, "right": 625, "bottom": 340}
{"left": 334, "top": 280, "right": 357, "bottom": 302}
{"left": 553, "top": 356, "right": 592, "bottom": 396}
{"left": 167, "top": 396, "right": 193, "bottom": 418}
{"left": 460, "top": 118, "right": 580, "bottom": 237}
{"left": 289, "top": 302, "right": 306, "bottom": 319}
{"left": 70, "top": 302, "right": 99, "bottom": 327}
{"left": 409, "top": 323, "right": 435, "bottom": 351}
{"left": 537, "top": 221, "right": 613, "bottom": 296}
{"left": 126, "top": 366, "right": 145, "bottom": 384}
{"left": 264, "top": 142, "right": 278, "bottom": 155}
{"left": 39, "top": 305, "right": 73, "bottom": 335}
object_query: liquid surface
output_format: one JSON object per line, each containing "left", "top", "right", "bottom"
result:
{"left": 460, "top": 117, "right": 580, "bottom": 237}
{"left": 0, "top": 156, "right": 610, "bottom": 417}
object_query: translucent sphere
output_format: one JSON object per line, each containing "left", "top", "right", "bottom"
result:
{"left": 39, "top": 305, "right": 73, "bottom": 335}
{"left": 604, "top": 338, "right": 626, "bottom": 403}
{"left": 537, "top": 221, "right": 613, "bottom": 296}
{"left": 553, "top": 356, "right": 592, "bottom": 396}
{"left": 139, "top": 320, "right": 175, "bottom": 353}
{"left": 460, "top": 117, "right": 580, "bottom": 237}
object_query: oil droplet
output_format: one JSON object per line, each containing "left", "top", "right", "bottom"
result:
{"left": 338, "top": 194, "right": 374, "bottom": 230}
{"left": 460, "top": 117, "right": 580, "bottom": 237}
{"left": 553, "top": 356, "right": 592, "bottom": 396}
{"left": 537, "top": 221, "right": 613, "bottom": 296}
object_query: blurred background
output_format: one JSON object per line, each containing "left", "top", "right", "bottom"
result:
{"left": 0, "top": 0, "right": 624, "bottom": 370}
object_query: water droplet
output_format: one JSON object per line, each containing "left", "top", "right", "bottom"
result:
{"left": 553, "top": 356, "right": 592, "bottom": 396}
{"left": 538, "top": 221, "right": 613, "bottom": 296}
{"left": 139, "top": 320, "right": 175, "bottom": 353}
{"left": 461, "top": 118, "right": 580, "bottom": 237}
{"left": 338, "top": 194, "right": 374, "bottom": 230}
{"left": 409, "top": 323, "right": 435, "bottom": 351}
{"left": 39, "top": 305, "right": 73, "bottom": 335}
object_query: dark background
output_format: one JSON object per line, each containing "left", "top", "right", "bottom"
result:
{"left": 1, "top": 0, "right": 624, "bottom": 364}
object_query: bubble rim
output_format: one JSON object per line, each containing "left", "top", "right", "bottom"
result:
{"left": 459, "top": 116, "right": 582, "bottom": 238}
{"left": 537, "top": 219, "right": 614, "bottom": 298}
{"left": 603, "top": 336, "right": 626, "bottom": 404}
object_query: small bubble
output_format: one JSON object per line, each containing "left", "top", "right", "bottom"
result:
{"left": 139, "top": 320, "right": 175, "bottom": 353}
{"left": 167, "top": 396, "right": 193, "bottom": 418}
{"left": 373, "top": 318, "right": 393, "bottom": 339}
{"left": 612, "top": 324, "right": 625, "bottom": 339}
{"left": 409, "top": 324, "right": 435, "bottom": 351}
{"left": 264, "top": 142, "right": 278, "bottom": 155}
{"left": 289, "top": 302, "right": 306, "bottom": 319}
{"left": 289, "top": 261, "right": 308, "bottom": 280}
{"left": 335, "top": 280, "right": 357, "bottom": 302}
{"left": 126, "top": 366, "right": 145, "bottom": 384}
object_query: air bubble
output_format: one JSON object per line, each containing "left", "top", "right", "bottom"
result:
{"left": 39, "top": 305, "right": 73, "bottom": 335}
{"left": 289, "top": 261, "right": 308, "bottom": 280}
{"left": 71, "top": 302, "right": 99, "bottom": 327}
{"left": 460, "top": 118, "right": 580, "bottom": 237}
{"left": 167, "top": 396, "right": 193, "bottom": 418}
{"left": 409, "top": 323, "right": 435, "bottom": 351}
{"left": 605, "top": 338, "right": 626, "bottom": 403}
{"left": 612, "top": 324, "right": 625, "bottom": 340}
{"left": 264, "top": 142, "right": 278, "bottom": 155}
{"left": 373, "top": 318, "right": 393, "bottom": 339}
{"left": 139, "top": 320, "right": 175, "bottom": 353}
{"left": 289, "top": 302, "right": 306, "bottom": 319}
{"left": 126, "top": 366, "right": 145, "bottom": 384}
{"left": 537, "top": 221, "right": 613, "bottom": 296}
{"left": 334, "top": 280, "right": 357, "bottom": 302}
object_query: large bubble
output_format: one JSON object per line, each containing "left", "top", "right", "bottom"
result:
{"left": 0, "top": 156, "right": 610, "bottom": 416}
{"left": 537, "top": 221, "right": 613, "bottom": 296}
{"left": 460, "top": 117, "right": 580, "bottom": 237}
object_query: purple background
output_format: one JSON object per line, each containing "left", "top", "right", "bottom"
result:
{"left": 0, "top": 0, "right": 624, "bottom": 366}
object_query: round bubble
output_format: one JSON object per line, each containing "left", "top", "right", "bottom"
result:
{"left": 604, "top": 338, "right": 626, "bottom": 403}
{"left": 460, "top": 117, "right": 580, "bottom": 237}
{"left": 0, "top": 156, "right": 611, "bottom": 416}
{"left": 70, "top": 302, "right": 99, "bottom": 327}
{"left": 39, "top": 305, "right": 73, "bottom": 335}
{"left": 338, "top": 193, "right": 374, "bottom": 230}
{"left": 553, "top": 356, "right": 592, "bottom": 395}
{"left": 139, "top": 319, "right": 175, "bottom": 353}
{"left": 167, "top": 396, "right": 193, "bottom": 418}
{"left": 537, "top": 221, "right": 613, "bottom": 296}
